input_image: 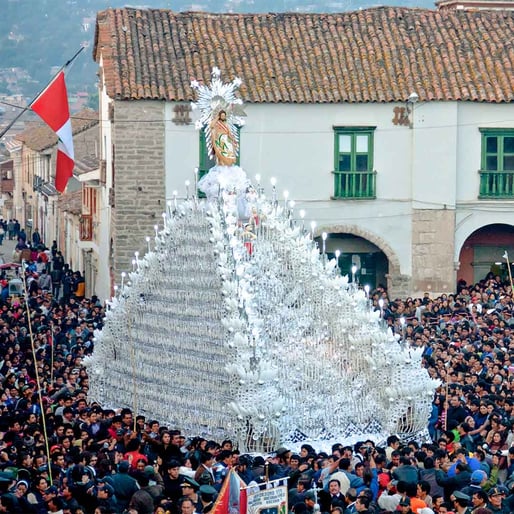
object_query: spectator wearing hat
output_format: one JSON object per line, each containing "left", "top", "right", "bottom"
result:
{"left": 275, "top": 446, "right": 291, "bottom": 465}
{"left": 398, "top": 496, "right": 414, "bottom": 514}
{"left": 486, "top": 486, "right": 509, "bottom": 513}
{"left": 144, "top": 464, "right": 164, "bottom": 493}
{"left": 41, "top": 485, "right": 58, "bottom": 509}
{"left": 450, "top": 490, "right": 471, "bottom": 513}
{"left": 271, "top": 446, "right": 290, "bottom": 473}
{"left": 180, "top": 476, "right": 202, "bottom": 512}
{"left": 462, "top": 469, "right": 488, "bottom": 498}
{"left": 95, "top": 481, "right": 118, "bottom": 512}
{"left": 199, "top": 484, "right": 217, "bottom": 514}
{"left": 9, "top": 479, "right": 31, "bottom": 512}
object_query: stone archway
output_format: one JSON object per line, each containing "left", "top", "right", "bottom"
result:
{"left": 316, "top": 223, "right": 410, "bottom": 297}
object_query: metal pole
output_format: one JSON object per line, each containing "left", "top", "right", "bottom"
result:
{"left": 504, "top": 251, "right": 514, "bottom": 295}
{"left": 0, "top": 46, "right": 85, "bottom": 139}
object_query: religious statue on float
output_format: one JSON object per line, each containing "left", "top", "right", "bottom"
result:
{"left": 210, "top": 109, "right": 237, "bottom": 166}
{"left": 191, "top": 68, "right": 249, "bottom": 201}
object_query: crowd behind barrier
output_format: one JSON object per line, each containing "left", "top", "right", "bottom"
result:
{"left": 0, "top": 224, "right": 512, "bottom": 513}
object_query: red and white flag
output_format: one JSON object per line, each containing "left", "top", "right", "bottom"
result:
{"left": 212, "top": 469, "right": 247, "bottom": 514}
{"left": 31, "top": 71, "right": 74, "bottom": 193}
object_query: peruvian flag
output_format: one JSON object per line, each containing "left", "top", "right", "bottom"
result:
{"left": 212, "top": 469, "right": 247, "bottom": 514}
{"left": 31, "top": 71, "right": 74, "bottom": 193}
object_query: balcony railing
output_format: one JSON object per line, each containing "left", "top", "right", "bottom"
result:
{"left": 479, "top": 171, "right": 514, "bottom": 199}
{"left": 333, "top": 170, "right": 376, "bottom": 199}
{"left": 79, "top": 214, "right": 93, "bottom": 241}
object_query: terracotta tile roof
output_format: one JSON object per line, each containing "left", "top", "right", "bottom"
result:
{"left": 93, "top": 7, "right": 514, "bottom": 104}
{"left": 16, "top": 109, "right": 98, "bottom": 151}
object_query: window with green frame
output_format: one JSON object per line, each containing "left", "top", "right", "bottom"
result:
{"left": 479, "top": 129, "right": 514, "bottom": 198}
{"left": 333, "top": 127, "right": 376, "bottom": 199}
{"left": 198, "top": 127, "right": 240, "bottom": 197}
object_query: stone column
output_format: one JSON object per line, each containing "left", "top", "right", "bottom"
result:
{"left": 411, "top": 209, "right": 456, "bottom": 296}
{"left": 111, "top": 100, "right": 166, "bottom": 278}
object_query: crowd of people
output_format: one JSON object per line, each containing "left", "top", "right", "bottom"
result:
{"left": 0, "top": 223, "right": 513, "bottom": 514}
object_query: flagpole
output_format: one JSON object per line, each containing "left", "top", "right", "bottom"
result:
{"left": 20, "top": 265, "right": 53, "bottom": 485}
{"left": 0, "top": 46, "right": 85, "bottom": 139}
{"left": 504, "top": 251, "right": 514, "bottom": 295}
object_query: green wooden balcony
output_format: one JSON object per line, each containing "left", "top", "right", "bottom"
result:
{"left": 333, "top": 170, "right": 376, "bottom": 199}
{"left": 479, "top": 171, "right": 514, "bottom": 199}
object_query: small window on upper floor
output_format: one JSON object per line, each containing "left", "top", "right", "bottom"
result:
{"left": 479, "top": 128, "right": 514, "bottom": 199}
{"left": 333, "top": 127, "right": 376, "bottom": 199}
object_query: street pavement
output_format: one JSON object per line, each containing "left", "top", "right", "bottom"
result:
{"left": 0, "top": 235, "right": 17, "bottom": 264}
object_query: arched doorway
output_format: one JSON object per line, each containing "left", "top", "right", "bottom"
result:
{"left": 457, "top": 223, "right": 514, "bottom": 286}
{"left": 315, "top": 233, "right": 389, "bottom": 289}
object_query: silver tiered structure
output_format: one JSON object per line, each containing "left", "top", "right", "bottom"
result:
{"left": 86, "top": 70, "right": 439, "bottom": 451}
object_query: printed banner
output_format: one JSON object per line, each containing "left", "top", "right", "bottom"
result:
{"left": 247, "top": 483, "right": 288, "bottom": 514}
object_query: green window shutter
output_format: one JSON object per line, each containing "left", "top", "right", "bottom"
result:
{"left": 479, "top": 129, "right": 514, "bottom": 199}
{"left": 333, "top": 127, "right": 376, "bottom": 199}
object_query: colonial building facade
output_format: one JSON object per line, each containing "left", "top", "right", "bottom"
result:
{"left": 93, "top": 1, "right": 514, "bottom": 299}
{"left": 8, "top": 110, "right": 102, "bottom": 297}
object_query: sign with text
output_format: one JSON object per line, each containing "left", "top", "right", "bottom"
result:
{"left": 247, "top": 483, "right": 288, "bottom": 514}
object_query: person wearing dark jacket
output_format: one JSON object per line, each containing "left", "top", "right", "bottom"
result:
{"left": 392, "top": 457, "right": 419, "bottom": 485}
{"left": 436, "top": 461, "right": 472, "bottom": 501}
{"left": 142, "top": 430, "right": 183, "bottom": 464}
{"left": 163, "top": 460, "right": 188, "bottom": 503}
{"left": 109, "top": 461, "right": 140, "bottom": 512}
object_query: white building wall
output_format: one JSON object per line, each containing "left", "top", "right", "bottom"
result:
{"left": 95, "top": 63, "right": 113, "bottom": 302}
{"left": 165, "top": 102, "right": 424, "bottom": 277}
{"left": 454, "top": 102, "right": 514, "bottom": 260}
{"left": 161, "top": 99, "right": 514, "bottom": 292}
{"left": 411, "top": 102, "right": 458, "bottom": 210}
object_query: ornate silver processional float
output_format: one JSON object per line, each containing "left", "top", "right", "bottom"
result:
{"left": 86, "top": 69, "right": 439, "bottom": 451}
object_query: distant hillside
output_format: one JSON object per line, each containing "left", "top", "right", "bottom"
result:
{"left": 0, "top": 0, "right": 436, "bottom": 98}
